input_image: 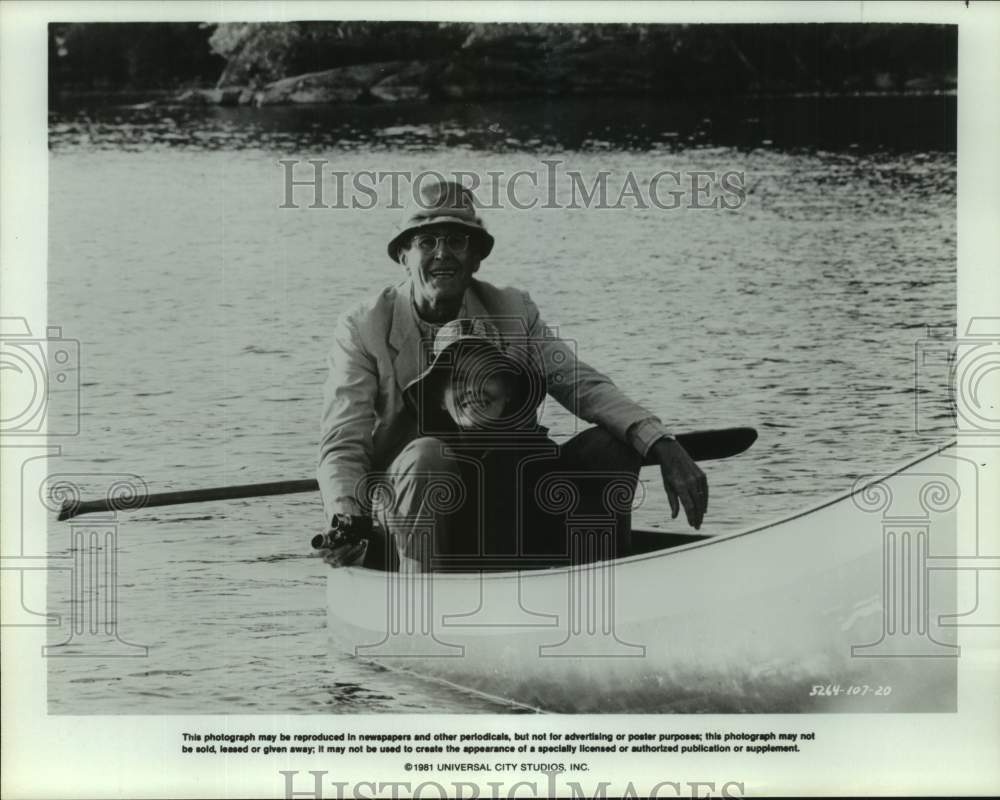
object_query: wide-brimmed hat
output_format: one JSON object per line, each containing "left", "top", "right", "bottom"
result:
{"left": 403, "top": 319, "right": 545, "bottom": 434}
{"left": 387, "top": 180, "right": 495, "bottom": 263}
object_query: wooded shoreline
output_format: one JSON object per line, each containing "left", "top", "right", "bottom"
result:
{"left": 50, "top": 22, "right": 957, "bottom": 107}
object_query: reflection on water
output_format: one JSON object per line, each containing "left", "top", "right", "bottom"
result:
{"left": 47, "top": 96, "right": 955, "bottom": 713}
{"left": 50, "top": 94, "right": 955, "bottom": 153}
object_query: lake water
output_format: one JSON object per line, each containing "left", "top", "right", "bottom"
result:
{"left": 45, "top": 95, "right": 956, "bottom": 713}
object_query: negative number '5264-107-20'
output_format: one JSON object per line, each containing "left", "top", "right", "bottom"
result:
{"left": 809, "top": 684, "right": 893, "bottom": 697}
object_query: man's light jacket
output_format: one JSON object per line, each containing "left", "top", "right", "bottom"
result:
{"left": 318, "top": 278, "right": 667, "bottom": 522}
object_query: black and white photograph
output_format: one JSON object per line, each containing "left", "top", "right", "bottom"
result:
{"left": 2, "top": 2, "right": 998, "bottom": 798}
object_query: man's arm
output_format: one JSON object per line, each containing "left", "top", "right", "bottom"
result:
{"left": 317, "top": 313, "right": 378, "bottom": 523}
{"left": 523, "top": 291, "right": 708, "bottom": 529}
{"left": 522, "top": 290, "right": 660, "bottom": 441}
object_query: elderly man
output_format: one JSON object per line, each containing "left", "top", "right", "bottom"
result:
{"left": 318, "top": 180, "right": 707, "bottom": 571}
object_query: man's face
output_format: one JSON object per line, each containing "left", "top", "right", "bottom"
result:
{"left": 399, "top": 224, "right": 480, "bottom": 308}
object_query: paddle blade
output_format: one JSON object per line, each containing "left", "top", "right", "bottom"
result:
{"left": 650, "top": 427, "right": 757, "bottom": 464}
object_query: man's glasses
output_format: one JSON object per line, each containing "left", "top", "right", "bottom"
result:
{"left": 411, "top": 232, "right": 471, "bottom": 254}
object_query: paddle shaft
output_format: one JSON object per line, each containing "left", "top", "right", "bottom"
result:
{"left": 57, "top": 427, "right": 755, "bottom": 521}
{"left": 58, "top": 479, "right": 319, "bottom": 521}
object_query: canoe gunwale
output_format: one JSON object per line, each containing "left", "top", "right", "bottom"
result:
{"left": 335, "top": 438, "right": 957, "bottom": 582}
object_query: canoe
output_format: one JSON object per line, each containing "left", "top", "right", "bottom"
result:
{"left": 326, "top": 442, "right": 966, "bottom": 712}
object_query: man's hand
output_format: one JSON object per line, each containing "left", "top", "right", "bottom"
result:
{"left": 319, "top": 535, "right": 368, "bottom": 568}
{"left": 333, "top": 497, "right": 363, "bottom": 517}
{"left": 651, "top": 437, "right": 708, "bottom": 530}
{"left": 317, "top": 500, "right": 369, "bottom": 568}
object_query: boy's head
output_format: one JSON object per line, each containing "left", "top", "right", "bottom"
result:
{"left": 404, "top": 319, "right": 545, "bottom": 435}
{"left": 439, "top": 343, "right": 518, "bottom": 431}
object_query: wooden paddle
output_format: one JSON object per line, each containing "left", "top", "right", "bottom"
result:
{"left": 656, "top": 426, "right": 756, "bottom": 465}
{"left": 57, "top": 426, "right": 756, "bottom": 521}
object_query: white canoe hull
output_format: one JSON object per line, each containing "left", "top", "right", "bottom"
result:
{"left": 326, "top": 443, "right": 966, "bottom": 712}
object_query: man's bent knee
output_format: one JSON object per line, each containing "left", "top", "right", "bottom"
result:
{"left": 380, "top": 437, "right": 467, "bottom": 571}
{"left": 392, "top": 436, "right": 461, "bottom": 474}
{"left": 564, "top": 427, "right": 642, "bottom": 474}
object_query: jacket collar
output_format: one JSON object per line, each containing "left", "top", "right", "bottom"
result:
{"left": 389, "top": 282, "right": 421, "bottom": 395}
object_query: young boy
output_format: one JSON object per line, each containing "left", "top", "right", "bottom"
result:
{"left": 398, "top": 319, "right": 554, "bottom": 569}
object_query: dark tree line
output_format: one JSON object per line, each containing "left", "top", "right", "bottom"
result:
{"left": 49, "top": 23, "right": 226, "bottom": 90}
{"left": 49, "top": 21, "right": 957, "bottom": 97}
